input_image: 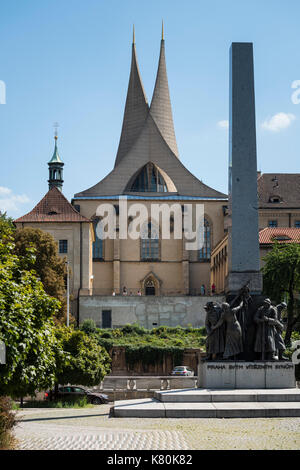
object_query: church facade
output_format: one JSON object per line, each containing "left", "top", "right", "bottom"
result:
{"left": 15, "top": 32, "right": 229, "bottom": 328}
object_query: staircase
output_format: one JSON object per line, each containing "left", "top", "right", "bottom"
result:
{"left": 112, "top": 388, "right": 300, "bottom": 418}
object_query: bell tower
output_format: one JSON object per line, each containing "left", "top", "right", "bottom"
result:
{"left": 48, "top": 132, "right": 64, "bottom": 191}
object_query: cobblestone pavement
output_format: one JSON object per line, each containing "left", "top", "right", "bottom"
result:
{"left": 15, "top": 406, "right": 300, "bottom": 450}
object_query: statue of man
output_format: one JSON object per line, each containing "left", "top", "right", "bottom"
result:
{"left": 275, "top": 302, "right": 288, "bottom": 361}
{"left": 204, "top": 302, "right": 225, "bottom": 360}
{"left": 254, "top": 298, "right": 278, "bottom": 360}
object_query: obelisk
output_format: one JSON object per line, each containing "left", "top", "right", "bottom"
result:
{"left": 226, "top": 43, "right": 262, "bottom": 295}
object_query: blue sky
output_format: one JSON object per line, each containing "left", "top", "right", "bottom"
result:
{"left": 1, "top": 0, "right": 300, "bottom": 217}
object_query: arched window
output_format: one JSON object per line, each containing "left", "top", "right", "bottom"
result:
{"left": 130, "top": 163, "right": 168, "bottom": 192}
{"left": 92, "top": 218, "right": 104, "bottom": 261}
{"left": 141, "top": 221, "right": 160, "bottom": 261}
{"left": 198, "top": 218, "right": 211, "bottom": 262}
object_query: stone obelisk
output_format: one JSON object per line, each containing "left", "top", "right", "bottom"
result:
{"left": 226, "top": 43, "right": 262, "bottom": 295}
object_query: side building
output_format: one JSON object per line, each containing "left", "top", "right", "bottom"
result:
{"left": 211, "top": 173, "right": 300, "bottom": 293}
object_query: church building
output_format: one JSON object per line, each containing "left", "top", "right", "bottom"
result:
{"left": 15, "top": 30, "right": 229, "bottom": 328}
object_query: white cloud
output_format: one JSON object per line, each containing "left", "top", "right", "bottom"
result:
{"left": 262, "top": 112, "right": 296, "bottom": 132}
{"left": 217, "top": 120, "right": 229, "bottom": 129}
{"left": 0, "top": 187, "right": 30, "bottom": 214}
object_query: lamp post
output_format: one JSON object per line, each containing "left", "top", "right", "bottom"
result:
{"left": 66, "top": 261, "right": 70, "bottom": 327}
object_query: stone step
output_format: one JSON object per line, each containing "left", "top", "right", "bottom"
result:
{"left": 112, "top": 398, "right": 300, "bottom": 418}
{"left": 154, "top": 388, "right": 300, "bottom": 403}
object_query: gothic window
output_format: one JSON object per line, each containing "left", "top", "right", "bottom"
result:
{"left": 93, "top": 218, "right": 104, "bottom": 261}
{"left": 198, "top": 218, "right": 211, "bottom": 262}
{"left": 130, "top": 163, "right": 168, "bottom": 192}
{"left": 141, "top": 221, "right": 160, "bottom": 261}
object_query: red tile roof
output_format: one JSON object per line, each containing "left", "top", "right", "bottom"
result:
{"left": 14, "top": 187, "right": 91, "bottom": 223}
{"left": 259, "top": 227, "right": 300, "bottom": 245}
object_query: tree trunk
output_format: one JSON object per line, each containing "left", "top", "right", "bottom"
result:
{"left": 20, "top": 397, "right": 23, "bottom": 408}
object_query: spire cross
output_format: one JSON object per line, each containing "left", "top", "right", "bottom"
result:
{"left": 162, "top": 20, "right": 164, "bottom": 40}
{"left": 133, "top": 24, "right": 135, "bottom": 44}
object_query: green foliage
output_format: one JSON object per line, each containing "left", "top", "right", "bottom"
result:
{"left": 95, "top": 324, "right": 205, "bottom": 369}
{"left": 18, "top": 397, "right": 92, "bottom": 409}
{"left": 80, "top": 319, "right": 97, "bottom": 335}
{"left": 0, "top": 222, "right": 61, "bottom": 398}
{"left": 262, "top": 242, "right": 300, "bottom": 343}
{"left": 55, "top": 327, "right": 111, "bottom": 387}
{"left": 13, "top": 227, "right": 69, "bottom": 323}
{"left": 0, "top": 397, "right": 16, "bottom": 449}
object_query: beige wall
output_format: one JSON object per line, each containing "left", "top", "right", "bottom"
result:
{"left": 73, "top": 198, "right": 226, "bottom": 295}
{"left": 259, "top": 210, "right": 300, "bottom": 229}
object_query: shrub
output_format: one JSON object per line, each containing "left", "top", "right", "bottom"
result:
{"left": 80, "top": 319, "right": 97, "bottom": 335}
{"left": 0, "top": 397, "right": 16, "bottom": 450}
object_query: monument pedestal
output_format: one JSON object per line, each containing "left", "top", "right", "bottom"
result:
{"left": 198, "top": 361, "right": 296, "bottom": 389}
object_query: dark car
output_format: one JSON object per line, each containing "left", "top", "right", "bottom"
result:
{"left": 44, "top": 386, "right": 109, "bottom": 405}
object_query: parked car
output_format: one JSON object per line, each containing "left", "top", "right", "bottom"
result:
{"left": 44, "top": 386, "right": 109, "bottom": 404}
{"left": 171, "top": 366, "right": 195, "bottom": 376}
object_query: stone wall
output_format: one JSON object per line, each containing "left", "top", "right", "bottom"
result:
{"left": 109, "top": 346, "right": 203, "bottom": 376}
{"left": 79, "top": 294, "right": 224, "bottom": 328}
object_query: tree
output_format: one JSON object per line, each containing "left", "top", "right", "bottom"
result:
{"left": 55, "top": 327, "right": 111, "bottom": 387}
{"left": 262, "top": 242, "right": 300, "bottom": 345}
{"left": 13, "top": 227, "right": 70, "bottom": 324}
{"left": 0, "top": 222, "right": 62, "bottom": 398}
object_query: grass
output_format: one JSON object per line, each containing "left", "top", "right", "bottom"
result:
{"left": 15, "top": 397, "right": 95, "bottom": 409}
{"left": 94, "top": 324, "right": 206, "bottom": 349}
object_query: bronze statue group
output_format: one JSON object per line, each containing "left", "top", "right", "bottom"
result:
{"left": 204, "top": 284, "right": 288, "bottom": 361}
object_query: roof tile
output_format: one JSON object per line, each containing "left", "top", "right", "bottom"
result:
{"left": 14, "top": 187, "right": 90, "bottom": 223}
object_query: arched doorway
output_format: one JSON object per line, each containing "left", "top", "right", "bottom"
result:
{"left": 140, "top": 272, "right": 162, "bottom": 296}
{"left": 145, "top": 279, "right": 156, "bottom": 296}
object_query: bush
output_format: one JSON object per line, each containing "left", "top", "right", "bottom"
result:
{"left": 0, "top": 397, "right": 16, "bottom": 450}
{"left": 80, "top": 319, "right": 97, "bottom": 335}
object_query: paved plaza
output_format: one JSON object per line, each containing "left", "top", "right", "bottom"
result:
{"left": 14, "top": 405, "right": 300, "bottom": 450}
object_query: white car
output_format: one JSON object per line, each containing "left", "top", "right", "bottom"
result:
{"left": 171, "top": 366, "right": 195, "bottom": 376}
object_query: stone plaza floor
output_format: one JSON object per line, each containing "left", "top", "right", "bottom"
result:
{"left": 14, "top": 405, "right": 300, "bottom": 450}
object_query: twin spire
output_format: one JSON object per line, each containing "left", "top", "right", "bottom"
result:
{"left": 114, "top": 25, "right": 178, "bottom": 167}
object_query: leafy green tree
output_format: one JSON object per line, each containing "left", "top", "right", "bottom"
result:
{"left": 13, "top": 227, "right": 69, "bottom": 323}
{"left": 0, "top": 223, "right": 61, "bottom": 398}
{"left": 262, "top": 242, "right": 300, "bottom": 344}
{"left": 55, "top": 327, "right": 111, "bottom": 387}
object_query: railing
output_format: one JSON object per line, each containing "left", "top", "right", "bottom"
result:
{"left": 92, "top": 376, "right": 198, "bottom": 392}
{"left": 86, "top": 288, "right": 219, "bottom": 297}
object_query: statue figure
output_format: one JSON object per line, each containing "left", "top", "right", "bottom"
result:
{"left": 211, "top": 301, "right": 244, "bottom": 359}
{"left": 237, "top": 283, "right": 252, "bottom": 343}
{"left": 204, "top": 302, "right": 225, "bottom": 360}
{"left": 275, "top": 302, "right": 288, "bottom": 360}
{"left": 254, "top": 298, "right": 279, "bottom": 360}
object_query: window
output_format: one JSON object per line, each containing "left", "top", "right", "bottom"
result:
{"left": 198, "top": 219, "right": 211, "bottom": 262}
{"left": 141, "top": 222, "right": 159, "bottom": 261}
{"left": 59, "top": 239, "right": 68, "bottom": 253}
{"left": 93, "top": 219, "right": 104, "bottom": 261}
{"left": 268, "top": 220, "right": 278, "bottom": 228}
{"left": 269, "top": 196, "right": 281, "bottom": 203}
{"left": 130, "top": 163, "right": 168, "bottom": 192}
{"left": 295, "top": 221, "right": 300, "bottom": 228}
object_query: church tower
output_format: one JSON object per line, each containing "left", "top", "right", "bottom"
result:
{"left": 48, "top": 135, "right": 64, "bottom": 191}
